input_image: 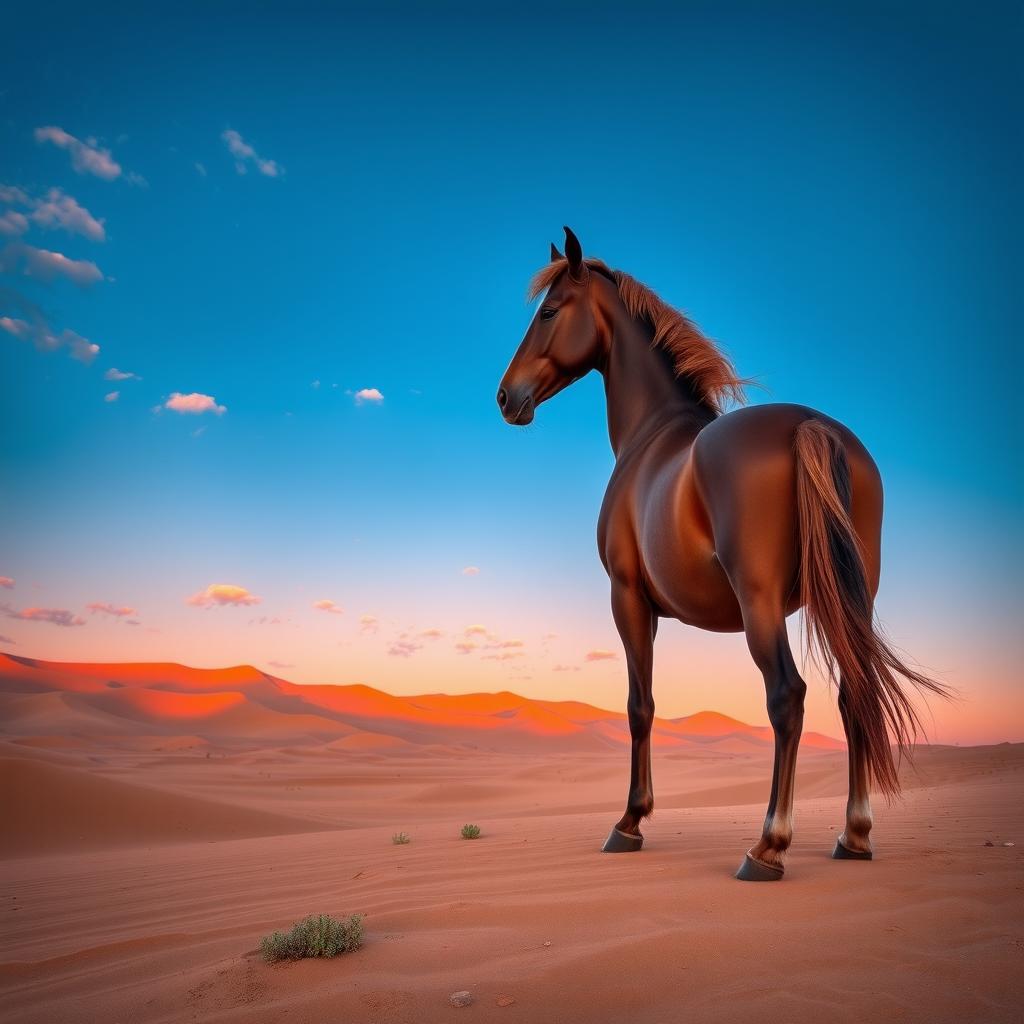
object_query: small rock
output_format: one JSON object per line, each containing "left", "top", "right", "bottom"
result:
{"left": 496, "top": 995, "right": 516, "bottom": 1007}
{"left": 984, "top": 841, "right": 994, "bottom": 847}
{"left": 543, "top": 941, "right": 551, "bottom": 947}
{"left": 450, "top": 991, "right": 473, "bottom": 1008}
{"left": 1003, "top": 841, "right": 1015, "bottom": 847}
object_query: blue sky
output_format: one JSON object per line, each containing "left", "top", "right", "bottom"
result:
{"left": 1, "top": 3, "right": 1020, "bottom": 741}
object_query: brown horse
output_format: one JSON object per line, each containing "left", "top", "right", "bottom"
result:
{"left": 497, "top": 227, "right": 948, "bottom": 881}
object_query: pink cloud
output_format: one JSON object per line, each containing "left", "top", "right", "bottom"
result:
{"left": 87, "top": 601, "right": 137, "bottom": 618}
{"left": 221, "top": 130, "right": 282, "bottom": 178}
{"left": 463, "top": 624, "right": 488, "bottom": 637}
{"left": 164, "top": 392, "right": 226, "bottom": 415}
{"left": 0, "top": 242, "right": 103, "bottom": 285}
{"left": 388, "top": 637, "right": 423, "bottom": 658}
{"left": 359, "top": 614, "right": 379, "bottom": 633}
{"left": 34, "top": 126, "right": 122, "bottom": 180}
{"left": 553, "top": 664, "right": 581, "bottom": 673}
{"left": 2, "top": 605, "right": 85, "bottom": 627}
{"left": 104, "top": 391, "right": 119, "bottom": 402}
{"left": 482, "top": 651, "right": 525, "bottom": 661}
{"left": 69, "top": 336, "right": 100, "bottom": 363}
{"left": 30, "top": 189, "right": 105, "bottom": 241}
{"left": 486, "top": 638, "right": 524, "bottom": 650}
{"left": 418, "top": 628, "right": 443, "bottom": 638}
{"left": 186, "top": 583, "right": 261, "bottom": 608}
{"left": 27, "top": 246, "right": 103, "bottom": 285}
{"left": 0, "top": 210, "right": 28, "bottom": 237}
{"left": 461, "top": 565, "right": 480, "bottom": 576}
{"left": 354, "top": 387, "right": 384, "bottom": 405}
{"left": 1, "top": 316, "right": 99, "bottom": 363}
{"left": 105, "top": 367, "right": 140, "bottom": 381}
{"left": 267, "top": 660, "right": 293, "bottom": 669}
{"left": 585, "top": 649, "right": 618, "bottom": 662}
{"left": 455, "top": 640, "right": 478, "bottom": 655}
{"left": 0, "top": 577, "right": 13, "bottom": 589}
{"left": 313, "top": 599, "right": 343, "bottom": 615}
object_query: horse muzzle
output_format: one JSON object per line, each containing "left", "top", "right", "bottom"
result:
{"left": 496, "top": 385, "right": 535, "bottom": 426}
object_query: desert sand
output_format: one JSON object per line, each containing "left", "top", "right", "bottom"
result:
{"left": 1, "top": 654, "right": 1021, "bottom": 1023}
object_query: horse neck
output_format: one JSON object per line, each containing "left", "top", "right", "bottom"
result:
{"left": 600, "top": 302, "right": 713, "bottom": 459}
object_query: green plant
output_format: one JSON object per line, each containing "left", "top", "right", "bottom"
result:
{"left": 392, "top": 831, "right": 411, "bottom": 845}
{"left": 260, "top": 913, "right": 364, "bottom": 963}
{"left": 461, "top": 823, "right": 481, "bottom": 840}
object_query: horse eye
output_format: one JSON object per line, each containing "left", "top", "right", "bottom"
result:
{"left": 540, "top": 307, "right": 558, "bottom": 321}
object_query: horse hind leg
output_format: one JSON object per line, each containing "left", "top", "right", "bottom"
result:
{"left": 734, "top": 593, "right": 808, "bottom": 881}
{"left": 834, "top": 681, "right": 874, "bottom": 859}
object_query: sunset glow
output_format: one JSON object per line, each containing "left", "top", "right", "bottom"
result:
{"left": 1, "top": 4, "right": 1019, "bottom": 747}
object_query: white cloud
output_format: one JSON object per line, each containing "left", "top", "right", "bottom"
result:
{"left": 104, "top": 367, "right": 140, "bottom": 381}
{"left": 0, "top": 210, "right": 28, "bottom": 237}
{"left": 0, "top": 242, "right": 103, "bottom": 285}
{"left": 30, "top": 189, "right": 105, "bottom": 241}
{"left": 164, "top": 392, "right": 226, "bottom": 415}
{"left": 1, "top": 316, "right": 99, "bottom": 363}
{"left": 104, "top": 391, "right": 119, "bottom": 402}
{"left": 34, "top": 126, "right": 123, "bottom": 181}
{"left": 221, "top": 130, "right": 282, "bottom": 178}
{"left": 354, "top": 388, "right": 384, "bottom": 405}
{"left": 0, "top": 185, "right": 29, "bottom": 205}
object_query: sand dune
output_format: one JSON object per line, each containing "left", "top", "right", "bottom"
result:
{"left": 0, "top": 654, "right": 844, "bottom": 752}
{"left": 0, "top": 735, "right": 1019, "bottom": 1024}
{"left": 0, "top": 756, "right": 326, "bottom": 856}
{"left": 1, "top": 656, "right": 1019, "bottom": 1023}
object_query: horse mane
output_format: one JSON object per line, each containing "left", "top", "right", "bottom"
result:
{"left": 529, "top": 257, "right": 747, "bottom": 415}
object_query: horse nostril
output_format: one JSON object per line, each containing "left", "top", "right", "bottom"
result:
{"left": 497, "top": 388, "right": 508, "bottom": 410}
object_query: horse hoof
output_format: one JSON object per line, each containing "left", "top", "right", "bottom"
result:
{"left": 735, "top": 853, "right": 785, "bottom": 881}
{"left": 832, "top": 839, "right": 873, "bottom": 860}
{"left": 601, "top": 828, "right": 644, "bottom": 853}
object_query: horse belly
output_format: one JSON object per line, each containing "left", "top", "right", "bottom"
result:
{"left": 639, "top": 457, "right": 744, "bottom": 632}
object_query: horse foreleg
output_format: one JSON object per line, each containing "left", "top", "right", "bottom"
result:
{"left": 601, "top": 582, "right": 656, "bottom": 853}
{"left": 735, "top": 599, "right": 807, "bottom": 881}
{"left": 833, "top": 681, "right": 874, "bottom": 859}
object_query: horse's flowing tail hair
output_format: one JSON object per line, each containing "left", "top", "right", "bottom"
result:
{"left": 793, "top": 419, "right": 951, "bottom": 799}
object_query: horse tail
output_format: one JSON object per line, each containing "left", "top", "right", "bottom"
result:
{"left": 793, "top": 419, "right": 950, "bottom": 799}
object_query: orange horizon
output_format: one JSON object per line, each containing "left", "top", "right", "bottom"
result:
{"left": 4, "top": 651, "right": 1020, "bottom": 750}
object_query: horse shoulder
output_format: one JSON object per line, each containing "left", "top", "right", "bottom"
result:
{"left": 596, "top": 458, "right": 646, "bottom": 586}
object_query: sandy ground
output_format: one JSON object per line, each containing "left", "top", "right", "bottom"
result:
{"left": 1, "top": 738, "right": 1021, "bottom": 1024}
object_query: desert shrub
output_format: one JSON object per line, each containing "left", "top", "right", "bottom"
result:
{"left": 392, "top": 832, "right": 411, "bottom": 845}
{"left": 261, "top": 913, "right": 364, "bottom": 963}
{"left": 461, "top": 823, "right": 481, "bottom": 840}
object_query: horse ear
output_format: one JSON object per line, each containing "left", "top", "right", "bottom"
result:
{"left": 550, "top": 242, "right": 563, "bottom": 262}
{"left": 563, "top": 226, "right": 585, "bottom": 281}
